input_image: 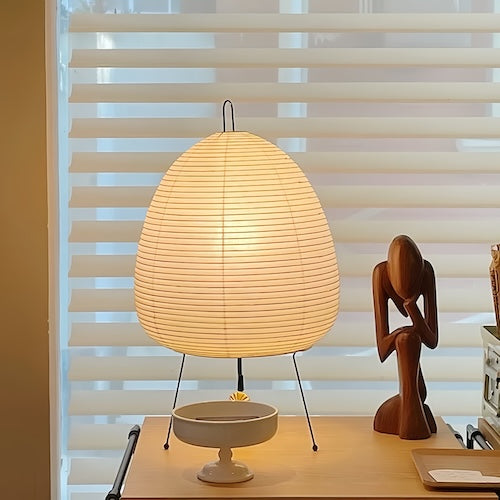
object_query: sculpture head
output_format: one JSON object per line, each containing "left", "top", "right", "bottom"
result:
{"left": 491, "top": 244, "right": 500, "bottom": 267}
{"left": 386, "top": 235, "right": 424, "bottom": 300}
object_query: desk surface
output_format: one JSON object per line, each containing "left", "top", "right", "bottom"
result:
{"left": 121, "top": 416, "right": 497, "bottom": 500}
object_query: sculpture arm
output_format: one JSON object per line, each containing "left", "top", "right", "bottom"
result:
{"left": 422, "top": 260, "right": 438, "bottom": 348}
{"left": 373, "top": 262, "right": 398, "bottom": 362}
{"left": 403, "top": 261, "right": 438, "bottom": 349}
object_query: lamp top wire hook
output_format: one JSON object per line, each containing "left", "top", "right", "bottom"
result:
{"left": 222, "top": 100, "right": 235, "bottom": 132}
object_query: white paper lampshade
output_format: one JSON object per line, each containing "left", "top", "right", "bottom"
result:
{"left": 134, "top": 131, "right": 340, "bottom": 358}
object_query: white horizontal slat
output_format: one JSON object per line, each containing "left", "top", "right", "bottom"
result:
{"left": 70, "top": 254, "right": 136, "bottom": 277}
{"left": 68, "top": 353, "right": 398, "bottom": 381}
{"left": 70, "top": 82, "right": 500, "bottom": 103}
{"left": 332, "top": 220, "right": 500, "bottom": 245}
{"left": 68, "top": 219, "right": 500, "bottom": 244}
{"left": 70, "top": 322, "right": 155, "bottom": 347}
{"left": 69, "top": 13, "right": 500, "bottom": 33}
{"left": 68, "top": 151, "right": 500, "bottom": 174}
{"left": 319, "top": 185, "right": 500, "bottom": 209}
{"left": 69, "top": 48, "right": 500, "bottom": 69}
{"left": 70, "top": 184, "right": 500, "bottom": 209}
{"left": 291, "top": 152, "right": 500, "bottom": 174}
{"left": 68, "top": 457, "right": 121, "bottom": 485}
{"left": 340, "top": 277, "right": 492, "bottom": 313}
{"left": 427, "top": 389, "right": 483, "bottom": 417}
{"left": 337, "top": 252, "right": 491, "bottom": 278}
{"left": 68, "top": 423, "right": 135, "bottom": 450}
{"left": 68, "top": 352, "right": 482, "bottom": 383}
{"left": 68, "top": 277, "right": 492, "bottom": 313}
{"left": 71, "top": 493, "right": 110, "bottom": 500}
{"left": 68, "top": 386, "right": 482, "bottom": 417}
{"left": 69, "top": 152, "right": 178, "bottom": 173}
{"left": 70, "top": 186, "right": 153, "bottom": 208}
{"left": 69, "top": 251, "right": 490, "bottom": 279}
{"left": 69, "top": 220, "right": 141, "bottom": 242}
{"left": 65, "top": 424, "right": 140, "bottom": 457}
{"left": 69, "top": 116, "right": 500, "bottom": 139}
{"left": 69, "top": 288, "right": 134, "bottom": 312}
{"left": 68, "top": 318, "right": 485, "bottom": 349}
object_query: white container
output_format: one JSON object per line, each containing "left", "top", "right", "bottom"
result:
{"left": 172, "top": 400, "right": 278, "bottom": 483}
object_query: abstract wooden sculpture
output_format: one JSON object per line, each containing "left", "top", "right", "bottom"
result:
{"left": 372, "top": 235, "right": 438, "bottom": 439}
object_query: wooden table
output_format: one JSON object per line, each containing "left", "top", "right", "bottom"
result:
{"left": 121, "top": 416, "right": 498, "bottom": 500}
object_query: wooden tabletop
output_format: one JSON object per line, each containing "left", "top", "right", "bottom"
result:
{"left": 121, "top": 415, "right": 498, "bottom": 500}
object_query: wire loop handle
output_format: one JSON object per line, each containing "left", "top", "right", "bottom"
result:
{"left": 222, "top": 100, "right": 235, "bottom": 132}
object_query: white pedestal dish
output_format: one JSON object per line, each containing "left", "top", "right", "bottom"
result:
{"left": 172, "top": 400, "right": 278, "bottom": 483}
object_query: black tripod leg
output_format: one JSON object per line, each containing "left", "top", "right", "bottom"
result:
{"left": 292, "top": 352, "right": 318, "bottom": 451}
{"left": 164, "top": 353, "right": 186, "bottom": 450}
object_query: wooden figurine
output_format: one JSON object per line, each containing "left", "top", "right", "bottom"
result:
{"left": 372, "top": 235, "right": 438, "bottom": 439}
{"left": 489, "top": 244, "right": 500, "bottom": 332}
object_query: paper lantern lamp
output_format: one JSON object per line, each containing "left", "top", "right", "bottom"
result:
{"left": 134, "top": 122, "right": 339, "bottom": 358}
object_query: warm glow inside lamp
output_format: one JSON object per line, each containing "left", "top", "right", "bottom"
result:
{"left": 134, "top": 101, "right": 340, "bottom": 483}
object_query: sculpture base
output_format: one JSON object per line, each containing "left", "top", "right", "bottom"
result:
{"left": 374, "top": 394, "right": 436, "bottom": 440}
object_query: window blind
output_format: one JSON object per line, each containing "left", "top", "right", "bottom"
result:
{"left": 60, "top": 1, "right": 498, "bottom": 498}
